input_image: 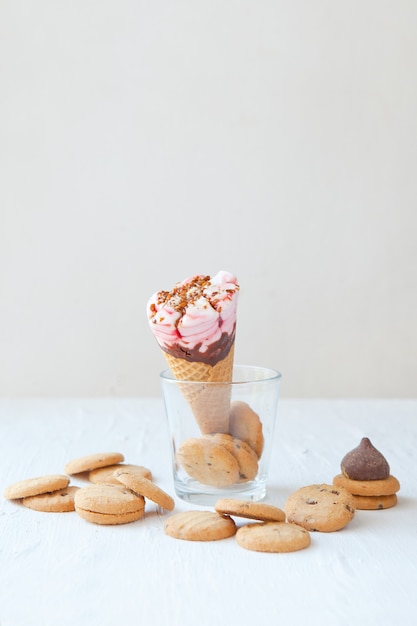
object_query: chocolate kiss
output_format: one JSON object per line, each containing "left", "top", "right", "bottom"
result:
{"left": 341, "top": 437, "right": 390, "bottom": 481}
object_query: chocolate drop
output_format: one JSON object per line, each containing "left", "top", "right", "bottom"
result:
{"left": 341, "top": 437, "right": 390, "bottom": 481}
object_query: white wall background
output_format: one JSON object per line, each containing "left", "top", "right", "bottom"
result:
{"left": 1, "top": 1, "right": 416, "bottom": 398}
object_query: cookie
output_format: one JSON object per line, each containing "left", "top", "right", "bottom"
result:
{"left": 22, "top": 486, "right": 80, "bottom": 512}
{"left": 236, "top": 522, "right": 311, "bottom": 553}
{"left": 284, "top": 484, "right": 356, "bottom": 532}
{"left": 88, "top": 464, "right": 152, "bottom": 485}
{"left": 65, "top": 452, "right": 124, "bottom": 475}
{"left": 333, "top": 473, "right": 400, "bottom": 497}
{"left": 75, "top": 508, "right": 145, "bottom": 525}
{"left": 177, "top": 437, "right": 240, "bottom": 487}
{"left": 215, "top": 498, "right": 285, "bottom": 522}
{"left": 4, "top": 474, "right": 70, "bottom": 500}
{"left": 229, "top": 401, "right": 264, "bottom": 458}
{"left": 164, "top": 511, "right": 236, "bottom": 541}
{"left": 204, "top": 434, "right": 259, "bottom": 482}
{"left": 352, "top": 493, "right": 398, "bottom": 510}
{"left": 114, "top": 471, "right": 175, "bottom": 511}
{"left": 74, "top": 483, "right": 145, "bottom": 525}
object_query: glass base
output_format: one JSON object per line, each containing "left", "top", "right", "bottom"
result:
{"left": 174, "top": 477, "right": 267, "bottom": 506}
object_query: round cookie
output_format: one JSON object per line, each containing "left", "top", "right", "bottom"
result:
{"left": 22, "top": 486, "right": 79, "bottom": 512}
{"left": 177, "top": 438, "right": 240, "bottom": 487}
{"left": 204, "top": 434, "right": 259, "bottom": 482}
{"left": 164, "top": 510, "right": 236, "bottom": 541}
{"left": 74, "top": 483, "right": 145, "bottom": 516}
{"left": 4, "top": 474, "right": 70, "bottom": 500}
{"left": 215, "top": 498, "right": 285, "bottom": 522}
{"left": 236, "top": 522, "right": 311, "bottom": 553}
{"left": 333, "top": 473, "right": 400, "bottom": 496}
{"left": 114, "top": 471, "right": 175, "bottom": 511}
{"left": 229, "top": 401, "right": 264, "bottom": 458}
{"left": 65, "top": 452, "right": 124, "bottom": 475}
{"left": 89, "top": 464, "right": 152, "bottom": 485}
{"left": 285, "top": 484, "right": 356, "bottom": 532}
{"left": 352, "top": 493, "right": 398, "bottom": 510}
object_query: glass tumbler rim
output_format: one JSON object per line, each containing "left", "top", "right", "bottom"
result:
{"left": 160, "top": 364, "right": 282, "bottom": 386}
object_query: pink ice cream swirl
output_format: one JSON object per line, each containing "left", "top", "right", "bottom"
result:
{"left": 147, "top": 271, "right": 239, "bottom": 366}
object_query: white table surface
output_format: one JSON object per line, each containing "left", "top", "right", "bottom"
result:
{"left": 1, "top": 398, "right": 416, "bottom": 626}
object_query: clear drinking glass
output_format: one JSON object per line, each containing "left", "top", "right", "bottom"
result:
{"left": 160, "top": 365, "right": 281, "bottom": 505}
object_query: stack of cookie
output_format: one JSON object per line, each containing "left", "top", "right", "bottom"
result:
{"left": 332, "top": 437, "right": 400, "bottom": 510}
{"left": 177, "top": 401, "right": 264, "bottom": 487}
{"left": 4, "top": 474, "right": 78, "bottom": 513}
{"left": 4, "top": 451, "right": 175, "bottom": 525}
{"left": 65, "top": 452, "right": 174, "bottom": 525}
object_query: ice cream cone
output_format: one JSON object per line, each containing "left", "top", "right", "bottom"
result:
{"left": 147, "top": 271, "right": 239, "bottom": 434}
{"left": 164, "top": 345, "right": 234, "bottom": 434}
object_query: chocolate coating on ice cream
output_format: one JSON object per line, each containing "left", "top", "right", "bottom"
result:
{"left": 159, "top": 329, "right": 235, "bottom": 365}
{"left": 341, "top": 437, "right": 390, "bottom": 481}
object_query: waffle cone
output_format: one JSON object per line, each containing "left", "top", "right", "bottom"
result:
{"left": 164, "top": 345, "right": 234, "bottom": 434}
